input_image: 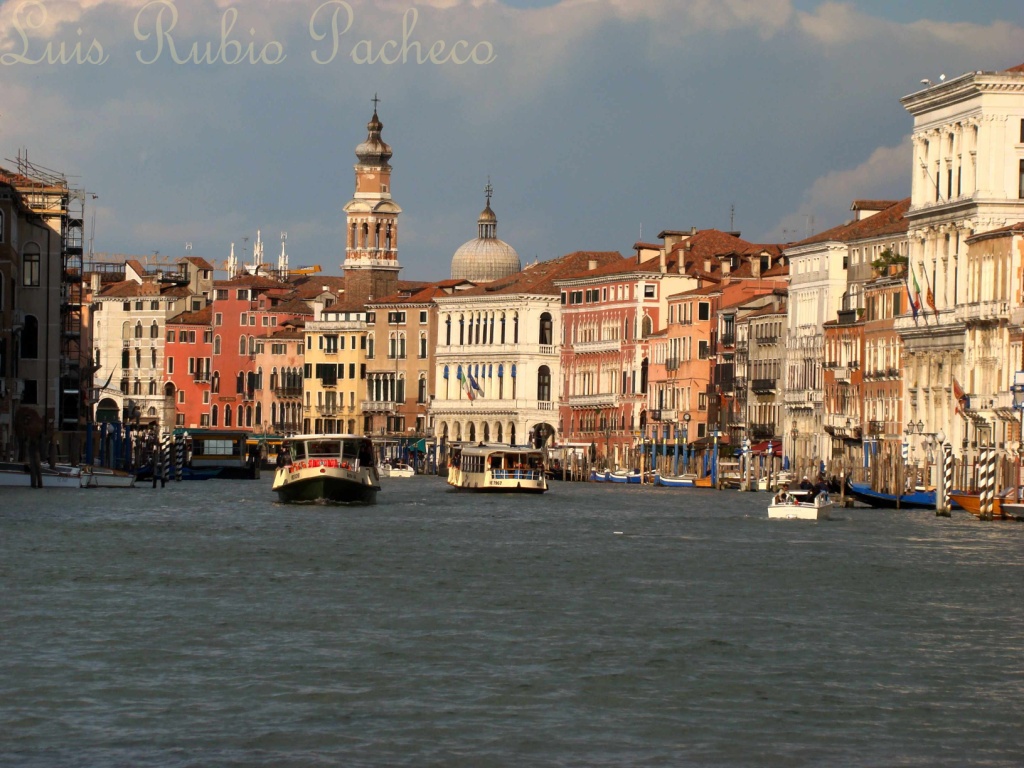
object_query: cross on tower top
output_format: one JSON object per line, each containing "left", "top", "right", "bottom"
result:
{"left": 484, "top": 177, "right": 493, "bottom": 205}
{"left": 372, "top": 93, "right": 381, "bottom": 111}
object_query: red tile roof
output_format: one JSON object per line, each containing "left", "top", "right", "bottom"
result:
{"left": 792, "top": 198, "right": 910, "bottom": 247}
{"left": 168, "top": 306, "right": 213, "bottom": 325}
{"left": 965, "top": 221, "right": 1024, "bottom": 244}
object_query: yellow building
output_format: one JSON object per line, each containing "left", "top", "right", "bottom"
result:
{"left": 302, "top": 304, "right": 370, "bottom": 435}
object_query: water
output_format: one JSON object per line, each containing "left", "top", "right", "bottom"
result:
{"left": 1, "top": 478, "right": 1022, "bottom": 767}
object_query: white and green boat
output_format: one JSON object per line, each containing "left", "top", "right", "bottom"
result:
{"left": 272, "top": 434, "right": 380, "bottom": 504}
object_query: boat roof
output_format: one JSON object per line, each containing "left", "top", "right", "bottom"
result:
{"left": 456, "top": 442, "right": 545, "bottom": 454}
{"left": 285, "top": 434, "right": 369, "bottom": 441}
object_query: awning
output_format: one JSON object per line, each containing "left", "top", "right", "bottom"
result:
{"left": 750, "top": 440, "right": 783, "bottom": 456}
{"left": 408, "top": 438, "right": 428, "bottom": 453}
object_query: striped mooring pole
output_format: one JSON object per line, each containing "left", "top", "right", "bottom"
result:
{"left": 979, "top": 446, "right": 993, "bottom": 520}
{"left": 175, "top": 436, "right": 184, "bottom": 481}
{"left": 941, "top": 442, "right": 953, "bottom": 516}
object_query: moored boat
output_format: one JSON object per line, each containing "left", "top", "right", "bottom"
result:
{"left": 768, "top": 490, "right": 833, "bottom": 520}
{"left": 606, "top": 468, "right": 642, "bottom": 484}
{"left": 948, "top": 487, "right": 1024, "bottom": 519}
{"left": 846, "top": 480, "right": 938, "bottom": 509}
{"left": 589, "top": 469, "right": 608, "bottom": 482}
{"left": 0, "top": 461, "right": 83, "bottom": 489}
{"left": 272, "top": 434, "right": 380, "bottom": 504}
{"left": 447, "top": 443, "right": 547, "bottom": 493}
{"left": 81, "top": 465, "right": 137, "bottom": 488}
{"left": 654, "top": 471, "right": 698, "bottom": 488}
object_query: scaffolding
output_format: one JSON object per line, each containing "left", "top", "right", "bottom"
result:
{"left": 10, "top": 151, "right": 87, "bottom": 432}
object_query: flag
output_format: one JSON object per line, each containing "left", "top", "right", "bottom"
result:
{"left": 468, "top": 372, "right": 485, "bottom": 398}
{"left": 952, "top": 377, "right": 966, "bottom": 416}
{"left": 919, "top": 262, "right": 937, "bottom": 316}
{"left": 457, "top": 368, "right": 474, "bottom": 401}
{"left": 905, "top": 280, "right": 921, "bottom": 321}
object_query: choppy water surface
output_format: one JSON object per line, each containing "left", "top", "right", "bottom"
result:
{"left": 1, "top": 477, "right": 1022, "bottom": 766}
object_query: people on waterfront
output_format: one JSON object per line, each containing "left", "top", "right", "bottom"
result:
{"left": 800, "top": 476, "right": 813, "bottom": 491}
{"left": 773, "top": 484, "right": 791, "bottom": 504}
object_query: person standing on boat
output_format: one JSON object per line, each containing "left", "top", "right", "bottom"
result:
{"left": 800, "top": 476, "right": 813, "bottom": 491}
{"left": 277, "top": 442, "right": 291, "bottom": 468}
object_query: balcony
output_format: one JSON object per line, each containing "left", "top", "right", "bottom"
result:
{"left": 955, "top": 300, "right": 1010, "bottom": 326}
{"left": 193, "top": 372, "right": 211, "bottom": 383}
{"left": 316, "top": 404, "right": 341, "bottom": 416}
{"left": 572, "top": 338, "right": 620, "bottom": 353}
{"left": 750, "top": 424, "right": 775, "bottom": 439}
{"left": 567, "top": 393, "right": 618, "bottom": 408}
{"left": 719, "top": 334, "right": 735, "bottom": 347}
{"left": 868, "top": 420, "right": 885, "bottom": 436}
{"left": 362, "top": 400, "right": 397, "bottom": 413}
{"left": 539, "top": 344, "right": 555, "bottom": 356}
{"left": 649, "top": 409, "right": 676, "bottom": 422}
{"left": 666, "top": 357, "right": 679, "bottom": 371}
{"left": 755, "top": 335, "right": 778, "bottom": 345}
{"left": 833, "top": 367, "right": 850, "bottom": 383}
{"left": 274, "top": 386, "right": 303, "bottom": 398}
{"left": 272, "top": 420, "right": 303, "bottom": 434}
{"left": 751, "top": 378, "right": 777, "bottom": 393}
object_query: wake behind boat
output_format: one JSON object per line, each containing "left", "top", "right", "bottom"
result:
{"left": 272, "top": 434, "right": 380, "bottom": 504}
{"left": 447, "top": 443, "right": 548, "bottom": 493}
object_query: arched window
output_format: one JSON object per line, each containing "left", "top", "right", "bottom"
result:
{"left": 150, "top": 321, "right": 159, "bottom": 338}
{"left": 21, "top": 315, "right": 39, "bottom": 359}
{"left": 537, "top": 365, "right": 551, "bottom": 402}
{"left": 445, "top": 316, "right": 452, "bottom": 346}
{"left": 483, "top": 423, "right": 490, "bottom": 442}
{"left": 135, "top": 348, "right": 141, "bottom": 368}
{"left": 500, "top": 314, "right": 506, "bottom": 344}
{"left": 641, "top": 315, "right": 653, "bottom": 338}
{"left": 122, "top": 321, "right": 132, "bottom": 340}
{"left": 132, "top": 379, "right": 141, "bottom": 395}
{"left": 255, "top": 402, "right": 262, "bottom": 425}
{"left": 211, "top": 371, "right": 220, "bottom": 394}
{"left": 469, "top": 423, "right": 476, "bottom": 442}
{"left": 248, "top": 336, "right": 256, "bottom": 356}
{"left": 212, "top": 404, "right": 219, "bottom": 427}
{"left": 513, "top": 313, "right": 519, "bottom": 344}
{"left": 214, "top": 335, "right": 222, "bottom": 355}
{"left": 236, "top": 372, "right": 245, "bottom": 394}
{"left": 246, "top": 405, "right": 253, "bottom": 427}
{"left": 497, "top": 423, "right": 503, "bottom": 442}
{"left": 459, "top": 316, "right": 465, "bottom": 345}
{"left": 151, "top": 348, "right": 157, "bottom": 368}
{"left": 641, "top": 357, "right": 649, "bottom": 394}
{"left": 135, "top": 322, "right": 143, "bottom": 339}
{"left": 22, "top": 243, "right": 40, "bottom": 286}
{"left": 148, "top": 380, "right": 157, "bottom": 395}
{"left": 225, "top": 404, "right": 233, "bottom": 427}
{"left": 539, "top": 312, "right": 553, "bottom": 345}
{"left": 239, "top": 336, "right": 247, "bottom": 354}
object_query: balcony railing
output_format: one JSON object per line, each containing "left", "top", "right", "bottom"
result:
{"left": 567, "top": 393, "right": 619, "bottom": 408}
{"left": 750, "top": 423, "right": 775, "bottom": 439}
{"left": 193, "top": 372, "right": 211, "bottom": 383}
{"left": 751, "top": 378, "right": 777, "bottom": 393}
{"left": 274, "top": 386, "right": 303, "bottom": 398}
{"left": 362, "top": 400, "right": 397, "bottom": 413}
{"left": 572, "top": 339, "right": 621, "bottom": 353}
{"left": 272, "top": 421, "right": 303, "bottom": 434}
{"left": 649, "top": 409, "right": 676, "bottom": 422}
{"left": 868, "top": 420, "right": 885, "bottom": 436}
{"left": 719, "top": 334, "right": 735, "bottom": 347}
{"left": 666, "top": 357, "right": 679, "bottom": 371}
{"left": 755, "top": 335, "right": 778, "bottom": 345}
{"left": 316, "top": 404, "right": 341, "bottom": 416}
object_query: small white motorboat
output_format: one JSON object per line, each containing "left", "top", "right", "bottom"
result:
{"left": 768, "top": 490, "right": 833, "bottom": 520}
{"left": 81, "top": 465, "right": 137, "bottom": 488}
{"left": 380, "top": 462, "right": 415, "bottom": 478}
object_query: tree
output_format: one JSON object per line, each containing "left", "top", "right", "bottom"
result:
{"left": 871, "top": 248, "right": 908, "bottom": 276}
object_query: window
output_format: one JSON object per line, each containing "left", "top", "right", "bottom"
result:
{"left": 419, "top": 310, "right": 428, "bottom": 324}
{"left": 419, "top": 333, "right": 428, "bottom": 359}
{"left": 698, "top": 302, "right": 710, "bottom": 321}
{"left": 537, "top": 365, "right": 551, "bottom": 402}
{"left": 698, "top": 393, "right": 708, "bottom": 411}
{"left": 123, "top": 301, "right": 131, "bottom": 312}
{"left": 539, "top": 312, "right": 553, "bottom": 345}
{"left": 151, "top": 301, "right": 159, "bottom": 310}
{"left": 167, "top": 330, "right": 175, "bottom": 342}
{"left": 1019, "top": 159, "right": 1024, "bottom": 199}
{"left": 22, "top": 244, "right": 41, "bottom": 286}
{"left": 178, "top": 390, "right": 185, "bottom": 404}
{"left": 0, "top": 209, "right": 3, "bottom": 242}
{"left": 388, "top": 311, "right": 406, "bottom": 324}
{"left": 150, "top": 322, "right": 159, "bottom": 338}
{"left": 644, "top": 284, "right": 656, "bottom": 298}
{"left": 698, "top": 340, "right": 709, "bottom": 359}
{"left": 240, "top": 313, "right": 248, "bottom": 326}
{"left": 21, "top": 315, "right": 39, "bottom": 358}
{"left": 214, "top": 313, "right": 223, "bottom": 326}
{"left": 21, "top": 379, "right": 38, "bottom": 404}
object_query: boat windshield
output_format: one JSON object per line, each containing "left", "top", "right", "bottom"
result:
{"left": 307, "top": 440, "right": 342, "bottom": 458}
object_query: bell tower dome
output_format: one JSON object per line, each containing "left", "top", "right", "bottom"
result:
{"left": 343, "top": 95, "right": 402, "bottom": 302}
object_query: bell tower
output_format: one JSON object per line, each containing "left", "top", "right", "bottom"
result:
{"left": 343, "top": 95, "right": 402, "bottom": 302}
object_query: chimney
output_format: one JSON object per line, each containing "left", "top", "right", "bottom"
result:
{"left": 704, "top": 258, "right": 712, "bottom": 273}
{"left": 659, "top": 248, "right": 666, "bottom": 274}
{"left": 722, "top": 259, "right": 731, "bottom": 276}
{"left": 588, "top": 259, "right": 598, "bottom": 270}
{"left": 752, "top": 255, "right": 761, "bottom": 279}
{"left": 90, "top": 272, "right": 101, "bottom": 293}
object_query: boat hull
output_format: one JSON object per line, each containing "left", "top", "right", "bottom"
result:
{"left": 0, "top": 463, "right": 82, "bottom": 489}
{"left": 655, "top": 472, "right": 696, "bottom": 488}
{"left": 82, "top": 467, "right": 137, "bottom": 488}
{"left": 846, "top": 481, "right": 937, "bottom": 509}
{"left": 607, "top": 470, "right": 641, "bottom": 484}
{"left": 273, "top": 466, "right": 379, "bottom": 504}
{"left": 948, "top": 491, "right": 1023, "bottom": 519}
{"left": 768, "top": 501, "right": 832, "bottom": 520}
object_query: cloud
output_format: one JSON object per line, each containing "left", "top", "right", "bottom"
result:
{"left": 763, "top": 137, "right": 911, "bottom": 242}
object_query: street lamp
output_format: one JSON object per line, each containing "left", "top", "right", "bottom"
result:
{"left": 682, "top": 412, "right": 691, "bottom": 473}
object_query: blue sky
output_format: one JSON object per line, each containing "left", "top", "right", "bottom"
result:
{"left": 1, "top": 0, "right": 1021, "bottom": 281}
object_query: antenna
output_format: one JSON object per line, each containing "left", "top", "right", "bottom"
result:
{"left": 185, "top": 242, "right": 192, "bottom": 251}
{"left": 730, "top": 203, "right": 735, "bottom": 232}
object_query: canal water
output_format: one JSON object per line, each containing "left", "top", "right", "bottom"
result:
{"left": 1, "top": 477, "right": 1022, "bottom": 767}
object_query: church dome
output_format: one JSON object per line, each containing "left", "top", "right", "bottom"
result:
{"left": 355, "top": 108, "right": 392, "bottom": 167}
{"left": 451, "top": 186, "right": 521, "bottom": 282}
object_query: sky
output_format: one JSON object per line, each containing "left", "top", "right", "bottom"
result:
{"left": 1, "top": 0, "right": 1022, "bottom": 282}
